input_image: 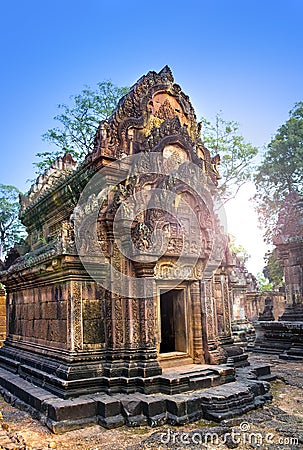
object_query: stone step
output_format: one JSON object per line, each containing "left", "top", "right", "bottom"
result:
{"left": 258, "top": 374, "right": 277, "bottom": 382}
{"left": 189, "top": 375, "right": 220, "bottom": 390}
{"left": 0, "top": 365, "right": 272, "bottom": 433}
{"left": 235, "top": 363, "right": 276, "bottom": 384}
{"left": 280, "top": 353, "right": 303, "bottom": 360}
{"left": 159, "top": 355, "right": 193, "bottom": 368}
{"left": 187, "top": 369, "right": 217, "bottom": 379}
{"left": 250, "top": 364, "right": 271, "bottom": 377}
{"left": 163, "top": 368, "right": 215, "bottom": 379}
{"left": 156, "top": 365, "right": 228, "bottom": 394}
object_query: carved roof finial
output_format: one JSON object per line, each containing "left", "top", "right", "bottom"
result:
{"left": 158, "top": 65, "right": 174, "bottom": 82}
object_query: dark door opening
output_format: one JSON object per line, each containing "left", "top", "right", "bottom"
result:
{"left": 160, "top": 289, "right": 187, "bottom": 353}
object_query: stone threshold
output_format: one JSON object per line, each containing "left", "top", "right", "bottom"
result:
{"left": 0, "top": 365, "right": 272, "bottom": 433}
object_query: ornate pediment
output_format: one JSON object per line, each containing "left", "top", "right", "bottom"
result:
{"left": 92, "top": 66, "right": 201, "bottom": 159}
{"left": 142, "top": 116, "right": 194, "bottom": 152}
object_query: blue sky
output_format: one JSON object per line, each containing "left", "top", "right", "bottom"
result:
{"left": 1, "top": 0, "right": 302, "bottom": 273}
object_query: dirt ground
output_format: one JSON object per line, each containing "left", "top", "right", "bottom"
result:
{"left": 0, "top": 353, "right": 302, "bottom": 450}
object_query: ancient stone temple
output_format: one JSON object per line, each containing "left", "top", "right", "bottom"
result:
{"left": 254, "top": 192, "right": 303, "bottom": 358}
{"left": 0, "top": 67, "right": 271, "bottom": 430}
{"left": 228, "top": 253, "right": 256, "bottom": 350}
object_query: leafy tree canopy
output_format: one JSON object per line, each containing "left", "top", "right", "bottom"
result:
{"left": 35, "top": 81, "right": 129, "bottom": 173}
{"left": 202, "top": 112, "right": 258, "bottom": 203}
{"left": 0, "top": 184, "right": 26, "bottom": 261}
{"left": 262, "top": 249, "right": 284, "bottom": 290}
{"left": 228, "top": 233, "right": 250, "bottom": 264}
{"left": 254, "top": 101, "right": 303, "bottom": 242}
{"left": 255, "top": 272, "right": 274, "bottom": 293}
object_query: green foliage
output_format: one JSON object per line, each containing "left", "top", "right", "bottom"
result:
{"left": 256, "top": 250, "right": 284, "bottom": 292}
{"left": 256, "top": 272, "right": 274, "bottom": 292}
{"left": 35, "top": 81, "right": 129, "bottom": 173}
{"left": 202, "top": 112, "right": 258, "bottom": 203}
{"left": 254, "top": 101, "right": 303, "bottom": 242}
{"left": 228, "top": 233, "right": 250, "bottom": 263}
{"left": 263, "top": 249, "right": 284, "bottom": 289}
{"left": 0, "top": 184, "right": 26, "bottom": 261}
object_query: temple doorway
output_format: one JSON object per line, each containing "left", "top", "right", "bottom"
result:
{"left": 160, "top": 289, "right": 187, "bottom": 354}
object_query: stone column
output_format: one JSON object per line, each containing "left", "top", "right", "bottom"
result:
{"left": 133, "top": 257, "right": 162, "bottom": 377}
{"left": 190, "top": 281, "right": 205, "bottom": 363}
{"left": 200, "top": 280, "right": 217, "bottom": 363}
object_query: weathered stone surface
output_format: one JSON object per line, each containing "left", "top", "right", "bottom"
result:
{"left": 258, "top": 296, "right": 275, "bottom": 321}
{"left": 0, "top": 67, "right": 243, "bottom": 402}
{"left": 253, "top": 193, "right": 303, "bottom": 359}
{"left": 0, "top": 67, "right": 279, "bottom": 431}
{"left": 0, "top": 364, "right": 273, "bottom": 433}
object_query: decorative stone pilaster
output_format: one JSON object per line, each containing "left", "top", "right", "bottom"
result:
{"left": 71, "top": 281, "right": 83, "bottom": 351}
{"left": 190, "top": 281, "right": 205, "bottom": 363}
{"left": 132, "top": 257, "right": 162, "bottom": 376}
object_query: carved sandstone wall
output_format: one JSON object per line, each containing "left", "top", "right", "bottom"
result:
{"left": 0, "top": 67, "right": 234, "bottom": 398}
{"left": 244, "top": 292, "right": 286, "bottom": 321}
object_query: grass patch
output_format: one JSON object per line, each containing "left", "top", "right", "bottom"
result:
{"left": 193, "top": 419, "right": 218, "bottom": 428}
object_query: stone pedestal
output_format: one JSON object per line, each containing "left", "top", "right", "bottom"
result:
{"left": 258, "top": 296, "right": 275, "bottom": 321}
{"left": 232, "top": 319, "right": 256, "bottom": 348}
{"left": 279, "top": 303, "right": 303, "bottom": 322}
{"left": 253, "top": 303, "right": 303, "bottom": 358}
{"left": 254, "top": 320, "right": 303, "bottom": 359}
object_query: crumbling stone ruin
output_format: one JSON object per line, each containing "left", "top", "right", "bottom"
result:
{"left": 254, "top": 192, "right": 303, "bottom": 358}
{"left": 0, "top": 67, "right": 272, "bottom": 431}
{"left": 258, "top": 296, "right": 275, "bottom": 321}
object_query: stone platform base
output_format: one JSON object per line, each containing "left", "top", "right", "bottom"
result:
{"left": 232, "top": 320, "right": 256, "bottom": 350}
{"left": 253, "top": 321, "right": 303, "bottom": 359}
{"left": 0, "top": 344, "right": 236, "bottom": 398}
{"left": 223, "top": 345, "right": 249, "bottom": 367}
{"left": 0, "top": 365, "right": 272, "bottom": 433}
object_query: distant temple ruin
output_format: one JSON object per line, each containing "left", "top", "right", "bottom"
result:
{"left": 0, "top": 67, "right": 271, "bottom": 430}
{"left": 254, "top": 192, "right": 303, "bottom": 358}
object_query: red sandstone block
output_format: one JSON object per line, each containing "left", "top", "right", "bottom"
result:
{"left": 34, "top": 303, "right": 41, "bottom": 319}
{"left": 43, "top": 302, "right": 58, "bottom": 320}
{"left": 57, "top": 301, "right": 67, "bottom": 320}
{"left": 22, "top": 304, "right": 29, "bottom": 320}
{"left": 58, "top": 319, "right": 67, "bottom": 343}
{"left": 27, "top": 304, "right": 35, "bottom": 320}
{"left": 48, "top": 319, "right": 59, "bottom": 341}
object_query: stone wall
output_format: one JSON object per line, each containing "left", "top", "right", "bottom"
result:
{"left": 8, "top": 283, "right": 69, "bottom": 348}
{"left": 245, "top": 291, "right": 286, "bottom": 321}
